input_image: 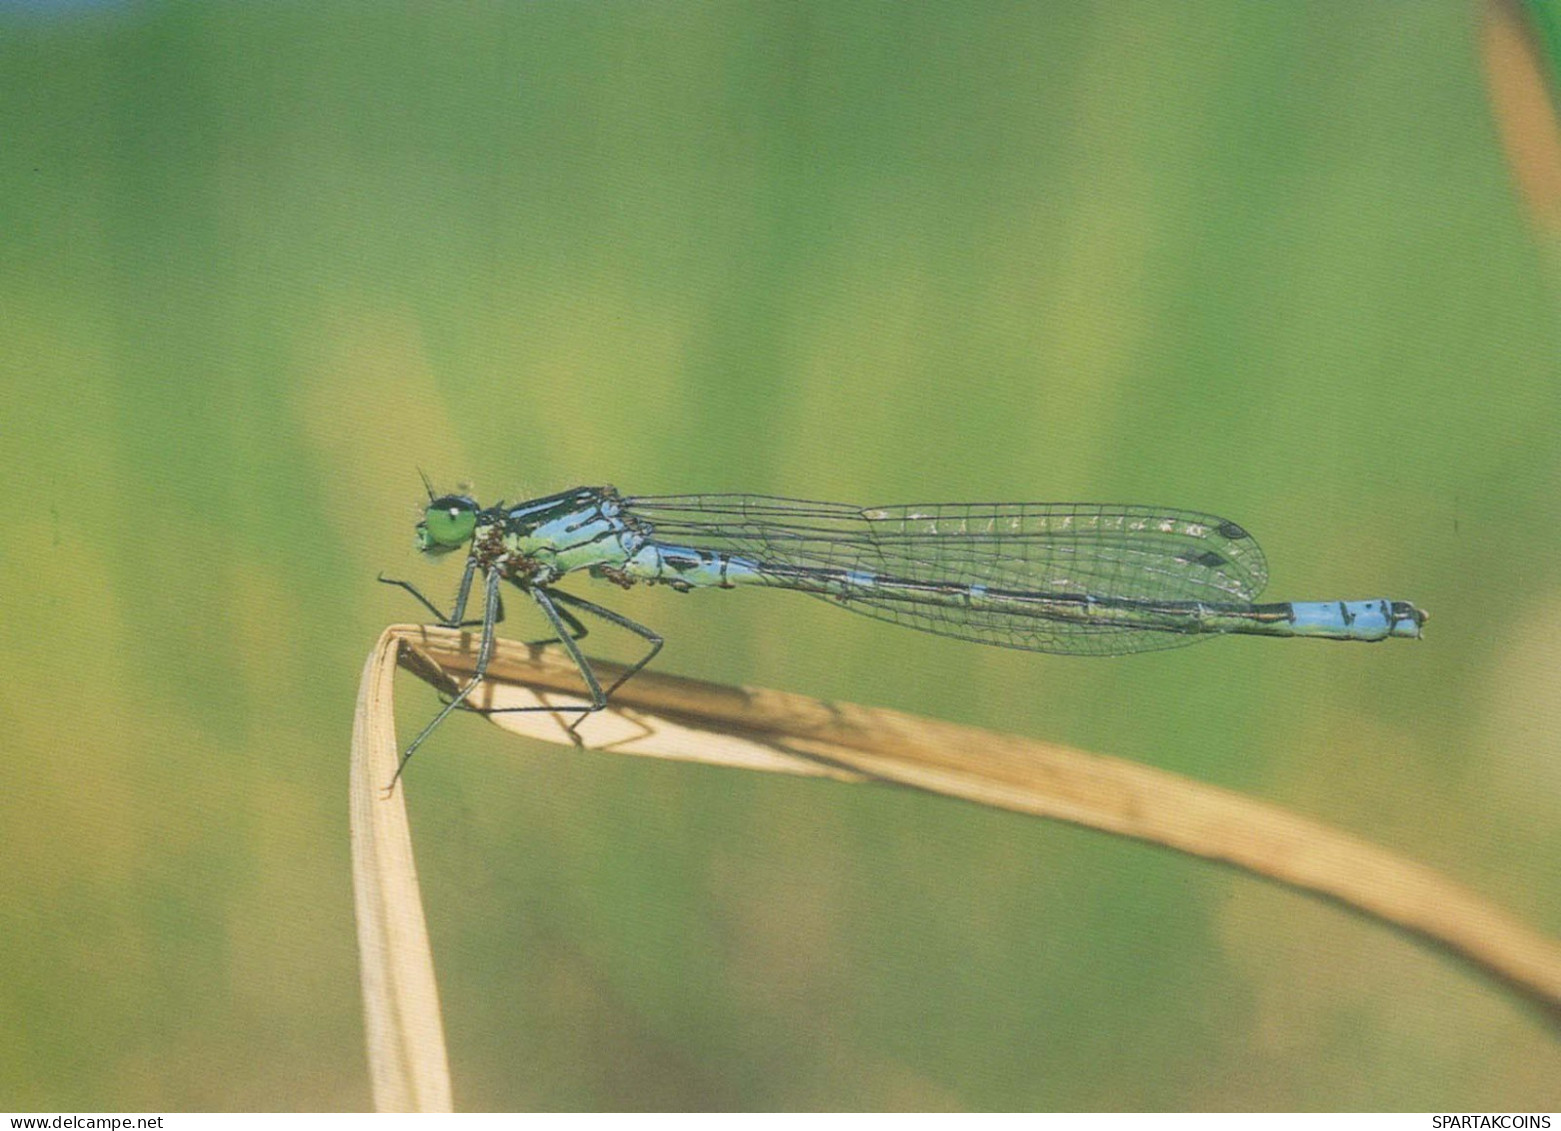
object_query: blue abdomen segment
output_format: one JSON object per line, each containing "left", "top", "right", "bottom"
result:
{"left": 1260, "top": 599, "right": 1425, "bottom": 641}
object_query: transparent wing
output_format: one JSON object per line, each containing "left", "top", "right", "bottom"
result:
{"left": 621, "top": 495, "right": 1270, "bottom": 655}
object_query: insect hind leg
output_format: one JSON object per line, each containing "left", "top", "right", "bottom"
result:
{"left": 465, "top": 587, "right": 663, "bottom": 737}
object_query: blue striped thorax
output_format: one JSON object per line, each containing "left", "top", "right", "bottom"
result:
{"left": 486, "top": 486, "right": 648, "bottom": 585}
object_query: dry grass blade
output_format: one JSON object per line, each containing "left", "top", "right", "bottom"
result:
{"left": 392, "top": 623, "right": 1561, "bottom": 1024}
{"left": 350, "top": 628, "right": 453, "bottom": 1112}
{"left": 1483, "top": 0, "right": 1561, "bottom": 238}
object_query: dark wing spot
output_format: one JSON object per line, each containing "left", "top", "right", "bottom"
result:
{"left": 1216, "top": 521, "right": 1250, "bottom": 541}
{"left": 1181, "top": 550, "right": 1230, "bottom": 570}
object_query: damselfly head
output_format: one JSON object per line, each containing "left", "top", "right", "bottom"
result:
{"left": 416, "top": 494, "right": 480, "bottom": 554}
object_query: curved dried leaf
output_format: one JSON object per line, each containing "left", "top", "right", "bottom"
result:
{"left": 390, "top": 623, "right": 1561, "bottom": 1024}
{"left": 350, "top": 629, "right": 453, "bottom": 1113}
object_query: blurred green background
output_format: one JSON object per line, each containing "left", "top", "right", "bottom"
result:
{"left": 3, "top": 0, "right": 1559, "bottom": 1112}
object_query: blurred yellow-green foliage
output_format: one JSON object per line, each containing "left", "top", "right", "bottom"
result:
{"left": 2, "top": 0, "right": 1559, "bottom": 1111}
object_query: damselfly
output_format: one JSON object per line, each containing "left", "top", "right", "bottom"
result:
{"left": 381, "top": 484, "right": 1426, "bottom": 783}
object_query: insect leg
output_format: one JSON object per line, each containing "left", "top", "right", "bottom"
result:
{"left": 548, "top": 590, "right": 664, "bottom": 710}
{"left": 386, "top": 565, "right": 503, "bottom": 792}
{"left": 471, "top": 589, "right": 661, "bottom": 730}
{"left": 379, "top": 554, "right": 487, "bottom": 628}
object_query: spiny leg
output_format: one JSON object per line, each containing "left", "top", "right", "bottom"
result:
{"left": 387, "top": 566, "right": 504, "bottom": 793}
{"left": 550, "top": 590, "right": 664, "bottom": 728}
{"left": 515, "top": 590, "right": 589, "bottom": 647}
{"left": 379, "top": 554, "right": 489, "bottom": 628}
{"left": 534, "top": 587, "right": 611, "bottom": 724}
{"left": 472, "top": 588, "right": 663, "bottom": 733}
{"left": 448, "top": 591, "right": 586, "bottom": 717}
{"left": 423, "top": 585, "right": 616, "bottom": 740}
{"left": 418, "top": 588, "right": 511, "bottom": 710}
{"left": 483, "top": 586, "right": 612, "bottom": 744}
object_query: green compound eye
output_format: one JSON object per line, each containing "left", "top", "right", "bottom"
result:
{"left": 417, "top": 495, "right": 479, "bottom": 552}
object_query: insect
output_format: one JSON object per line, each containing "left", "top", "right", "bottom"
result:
{"left": 381, "top": 483, "right": 1425, "bottom": 784}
